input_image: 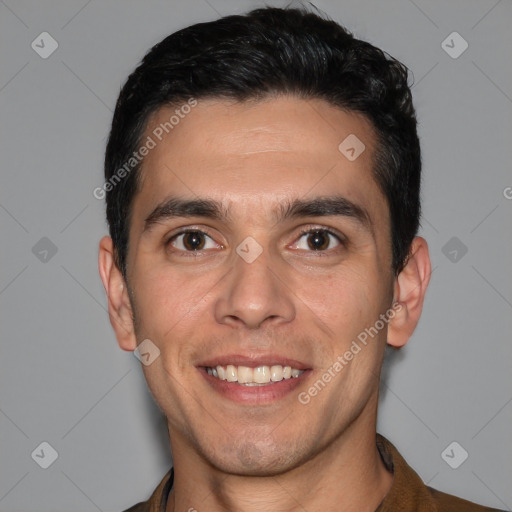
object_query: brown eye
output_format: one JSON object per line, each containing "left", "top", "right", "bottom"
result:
{"left": 306, "top": 231, "right": 330, "bottom": 250}
{"left": 292, "top": 229, "right": 342, "bottom": 251}
{"left": 182, "top": 231, "right": 205, "bottom": 250}
{"left": 169, "top": 230, "right": 218, "bottom": 252}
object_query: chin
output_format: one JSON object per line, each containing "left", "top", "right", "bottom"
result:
{"left": 198, "top": 435, "right": 309, "bottom": 477}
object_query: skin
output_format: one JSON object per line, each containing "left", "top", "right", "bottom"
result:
{"left": 99, "top": 96, "right": 431, "bottom": 512}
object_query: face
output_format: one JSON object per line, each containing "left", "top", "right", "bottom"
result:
{"left": 113, "top": 96, "right": 400, "bottom": 475}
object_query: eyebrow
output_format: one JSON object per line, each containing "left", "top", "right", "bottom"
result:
{"left": 144, "top": 198, "right": 231, "bottom": 232}
{"left": 276, "top": 196, "right": 373, "bottom": 234}
{"left": 143, "top": 195, "right": 373, "bottom": 235}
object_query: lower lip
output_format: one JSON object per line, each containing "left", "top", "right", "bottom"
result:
{"left": 198, "top": 367, "right": 311, "bottom": 404}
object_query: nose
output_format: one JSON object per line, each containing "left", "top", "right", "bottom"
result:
{"left": 213, "top": 245, "right": 295, "bottom": 330}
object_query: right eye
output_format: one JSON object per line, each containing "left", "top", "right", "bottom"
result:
{"left": 167, "top": 230, "right": 221, "bottom": 252}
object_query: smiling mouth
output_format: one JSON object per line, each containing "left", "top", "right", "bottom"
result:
{"left": 203, "top": 364, "right": 305, "bottom": 386}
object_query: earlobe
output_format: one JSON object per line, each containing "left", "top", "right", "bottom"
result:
{"left": 98, "top": 236, "right": 137, "bottom": 351}
{"left": 387, "top": 237, "right": 431, "bottom": 348}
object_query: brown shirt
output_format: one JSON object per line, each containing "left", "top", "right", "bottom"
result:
{"left": 124, "top": 435, "right": 504, "bottom": 512}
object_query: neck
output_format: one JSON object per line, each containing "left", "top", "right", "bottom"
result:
{"left": 166, "top": 401, "right": 392, "bottom": 512}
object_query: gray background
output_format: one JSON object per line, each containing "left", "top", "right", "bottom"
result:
{"left": 1, "top": 0, "right": 511, "bottom": 510}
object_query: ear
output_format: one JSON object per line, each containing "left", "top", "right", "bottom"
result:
{"left": 98, "top": 236, "right": 137, "bottom": 351}
{"left": 387, "top": 237, "right": 431, "bottom": 348}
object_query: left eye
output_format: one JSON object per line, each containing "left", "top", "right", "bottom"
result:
{"left": 292, "top": 230, "right": 342, "bottom": 251}
{"left": 169, "top": 231, "right": 219, "bottom": 251}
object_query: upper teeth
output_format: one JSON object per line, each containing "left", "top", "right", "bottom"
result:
{"left": 206, "top": 365, "right": 303, "bottom": 385}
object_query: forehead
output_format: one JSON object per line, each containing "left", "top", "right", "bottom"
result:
{"left": 133, "top": 96, "right": 387, "bottom": 227}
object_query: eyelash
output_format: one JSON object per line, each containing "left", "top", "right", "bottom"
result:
{"left": 294, "top": 227, "right": 345, "bottom": 253}
{"left": 165, "top": 226, "right": 345, "bottom": 255}
{"left": 165, "top": 228, "right": 220, "bottom": 255}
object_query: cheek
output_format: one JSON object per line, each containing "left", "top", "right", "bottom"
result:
{"left": 304, "top": 265, "right": 381, "bottom": 329}
{"left": 135, "top": 253, "right": 221, "bottom": 309}
{"left": 129, "top": 266, "right": 205, "bottom": 345}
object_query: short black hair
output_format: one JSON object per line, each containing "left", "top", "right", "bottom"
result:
{"left": 104, "top": 6, "right": 421, "bottom": 277}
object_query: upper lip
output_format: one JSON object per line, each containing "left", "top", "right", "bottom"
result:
{"left": 198, "top": 354, "right": 311, "bottom": 370}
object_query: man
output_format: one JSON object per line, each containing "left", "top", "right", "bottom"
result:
{"left": 98, "top": 7, "right": 503, "bottom": 512}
